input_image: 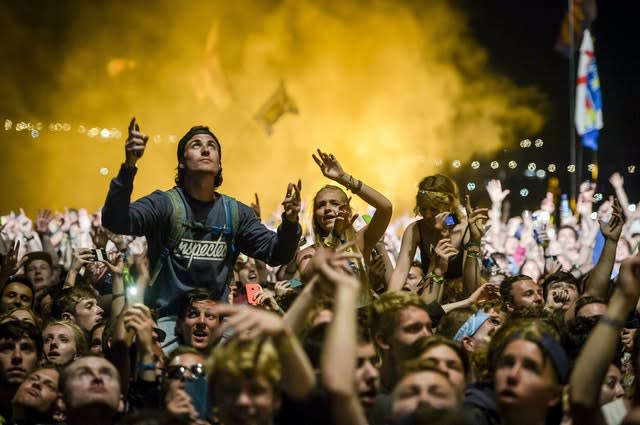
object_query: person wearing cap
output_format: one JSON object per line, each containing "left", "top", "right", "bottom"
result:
{"left": 488, "top": 319, "right": 568, "bottom": 425}
{"left": 101, "top": 118, "right": 302, "bottom": 341}
{"left": 23, "top": 251, "right": 55, "bottom": 293}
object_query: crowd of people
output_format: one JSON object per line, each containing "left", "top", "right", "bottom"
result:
{"left": 1, "top": 118, "right": 640, "bottom": 425}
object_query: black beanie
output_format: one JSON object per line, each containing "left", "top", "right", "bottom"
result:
{"left": 176, "top": 126, "right": 221, "bottom": 162}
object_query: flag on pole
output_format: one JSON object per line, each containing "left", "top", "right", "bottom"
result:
{"left": 555, "top": 0, "right": 597, "bottom": 57}
{"left": 575, "top": 29, "right": 603, "bottom": 151}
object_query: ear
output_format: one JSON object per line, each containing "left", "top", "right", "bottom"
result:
{"left": 374, "top": 333, "right": 390, "bottom": 351}
{"left": 505, "top": 302, "right": 515, "bottom": 313}
{"left": 61, "top": 312, "right": 75, "bottom": 322}
{"left": 178, "top": 161, "right": 185, "bottom": 169}
{"left": 461, "top": 336, "right": 474, "bottom": 352}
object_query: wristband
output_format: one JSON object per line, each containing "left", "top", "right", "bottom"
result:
{"left": 466, "top": 251, "right": 480, "bottom": 259}
{"left": 464, "top": 240, "right": 481, "bottom": 249}
{"left": 112, "top": 293, "right": 126, "bottom": 300}
{"left": 599, "top": 316, "right": 624, "bottom": 329}
{"left": 426, "top": 272, "right": 445, "bottom": 285}
{"left": 138, "top": 362, "right": 156, "bottom": 372}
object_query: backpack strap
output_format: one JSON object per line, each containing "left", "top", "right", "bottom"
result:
{"left": 148, "top": 188, "right": 188, "bottom": 287}
{"left": 221, "top": 194, "right": 239, "bottom": 258}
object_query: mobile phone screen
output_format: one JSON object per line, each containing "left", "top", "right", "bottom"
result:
{"left": 184, "top": 377, "right": 209, "bottom": 419}
{"left": 288, "top": 277, "right": 303, "bottom": 289}
{"left": 244, "top": 283, "right": 262, "bottom": 305}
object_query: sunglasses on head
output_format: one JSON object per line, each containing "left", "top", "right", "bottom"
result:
{"left": 166, "top": 364, "right": 206, "bottom": 380}
{"left": 152, "top": 327, "right": 167, "bottom": 344}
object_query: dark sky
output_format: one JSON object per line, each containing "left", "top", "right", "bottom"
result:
{"left": 452, "top": 0, "right": 640, "bottom": 211}
{"left": 0, "top": 1, "right": 637, "bottom": 214}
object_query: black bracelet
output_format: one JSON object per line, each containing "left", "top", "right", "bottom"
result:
{"left": 112, "top": 293, "right": 126, "bottom": 300}
{"left": 599, "top": 315, "right": 625, "bottom": 329}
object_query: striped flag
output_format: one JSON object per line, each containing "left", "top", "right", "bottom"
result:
{"left": 575, "top": 29, "right": 603, "bottom": 151}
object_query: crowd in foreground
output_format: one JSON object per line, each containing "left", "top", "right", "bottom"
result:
{"left": 1, "top": 119, "right": 640, "bottom": 425}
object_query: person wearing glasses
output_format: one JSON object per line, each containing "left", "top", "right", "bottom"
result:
{"left": 164, "top": 346, "right": 209, "bottom": 424}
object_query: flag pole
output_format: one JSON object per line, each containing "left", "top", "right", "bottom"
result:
{"left": 568, "top": 0, "right": 578, "bottom": 206}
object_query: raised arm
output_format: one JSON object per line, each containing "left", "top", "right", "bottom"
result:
{"left": 313, "top": 149, "right": 392, "bottom": 256}
{"left": 570, "top": 254, "right": 640, "bottom": 424}
{"left": 316, "top": 244, "right": 368, "bottom": 425}
{"left": 584, "top": 199, "right": 624, "bottom": 299}
{"left": 388, "top": 221, "right": 420, "bottom": 292}
{"left": 609, "top": 173, "right": 631, "bottom": 220}
{"left": 35, "top": 209, "right": 60, "bottom": 266}
{"left": 462, "top": 195, "right": 489, "bottom": 297}
{"left": 212, "top": 303, "right": 316, "bottom": 399}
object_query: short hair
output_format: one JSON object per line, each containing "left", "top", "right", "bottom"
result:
{"left": 207, "top": 337, "right": 280, "bottom": 403}
{"left": 406, "top": 335, "right": 470, "bottom": 379}
{"left": 59, "top": 355, "right": 119, "bottom": 399}
{"left": 0, "top": 320, "right": 43, "bottom": 355}
{"left": 175, "top": 289, "right": 216, "bottom": 320}
{"left": 370, "top": 291, "right": 430, "bottom": 339}
{"left": 23, "top": 251, "right": 53, "bottom": 271}
{"left": 5, "top": 307, "right": 39, "bottom": 325}
{"left": 52, "top": 286, "right": 98, "bottom": 321}
{"left": 394, "top": 357, "right": 461, "bottom": 404}
{"left": 167, "top": 345, "right": 203, "bottom": 365}
{"left": 542, "top": 271, "right": 580, "bottom": 300}
{"left": 42, "top": 319, "right": 88, "bottom": 357}
{"left": 499, "top": 274, "right": 533, "bottom": 304}
{"left": 574, "top": 295, "right": 607, "bottom": 317}
{"left": 2, "top": 275, "right": 35, "bottom": 307}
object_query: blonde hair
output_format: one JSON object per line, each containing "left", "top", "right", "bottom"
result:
{"left": 207, "top": 337, "right": 281, "bottom": 398}
{"left": 42, "top": 319, "right": 88, "bottom": 357}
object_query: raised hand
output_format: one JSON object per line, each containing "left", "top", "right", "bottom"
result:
{"left": 281, "top": 179, "right": 302, "bottom": 223}
{"left": 101, "top": 251, "right": 124, "bottom": 277}
{"left": 599, "top": 198, "right": 624, "bottom": 242}
{"left": 0, "top": 240, "right": 21, "bottom": 277}
{"left": 125, "top": 117, "right": 149, "bottom": 166}
{"left": 545, "top": 288, "right": 570, "bottom": 312}
{"left": 274, "top": 280, "right": 293, "bottom": 297}
{"left": 486, "top": 179, "right": 510, "bottom": 204}
{"left": 209, "top": 303, "right": 288, "bottom": 341}
{"left": 251, "top": 193, "right": 262, "bottom": 220}
{"left": 312, "top": 149, "right": 346, "bottom": 181}
{"left": 609, "top": 172, "right": 624, "bottom": 190}
{"left": 35, "top": 209, "right": 54, "bottom": 234}
{"left": 433, "top": 238, "right": 459, "bottom": 274}
{"left": 16, "top": 208, "right": 33, "bottom": 236}
{"left": 253, "top": 289, "right": 281, "bottom": 312}
{"left": 464, "top": 195, "right": 489, "bottom": 241}
{"left": 122, "top": 303, "right": 155, "bottom": 351}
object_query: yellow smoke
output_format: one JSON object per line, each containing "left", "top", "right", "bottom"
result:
{"left": 0, "top": 0, "right": 544, "bottom": 220}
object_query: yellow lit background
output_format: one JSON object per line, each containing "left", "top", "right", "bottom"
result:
{"left": 0, "top": 0, "right": 545, "bottom": 221}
